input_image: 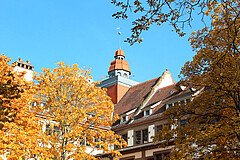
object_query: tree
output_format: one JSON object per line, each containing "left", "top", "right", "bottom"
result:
{"left": 0, "top": 55, "right": 47, "bottom": 159}
{"left": 154, "top": 1, "right": 240, "bottom": 159}
{"left": 34, "top": 62, "right": 125, "bottom": 160}
{"left": 111, "top": 0, "right": 239, "bottom": 45}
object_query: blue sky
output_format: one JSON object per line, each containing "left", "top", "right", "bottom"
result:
{"left": 0, "top": 0, "right": 201, "bottom": 83}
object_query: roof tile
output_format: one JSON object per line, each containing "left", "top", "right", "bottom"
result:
{"left": 114, "top": 77, "right": 160, "bottom": 115}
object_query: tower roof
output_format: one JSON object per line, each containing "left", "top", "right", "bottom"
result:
{"left": 108, "top": 49, "right": 131, "bottom": 74}
{"left": 114, "top": 49, "right": 125, "bottom": 58}
{"left": 108, "top": 59, "right": 131, "bottom": 74}
{"left": 15, "top": 58, "right": 34, "bottom": 71}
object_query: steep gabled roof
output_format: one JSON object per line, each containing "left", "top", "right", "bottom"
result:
{"left": 164, "top": 86, "right": 192, "bottom": 103}
{"left": 114, "top": 77, "right": 160, "bottom": 115}
{"left": 145, "top": 84, "right": 176, "bottom": 108}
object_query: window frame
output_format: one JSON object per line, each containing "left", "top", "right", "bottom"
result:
{"left": 134, "top": 128, "right": 148, "bottom": 145}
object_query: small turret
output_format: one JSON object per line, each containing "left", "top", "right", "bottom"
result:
{"left": 98, "top": 49, "right": 139, "bottom": 104}
{"left": 108, "top": 49, "right": 131, "bottom": 79}
{"left": 13, "top": 58, "right": 34, "bottom": 81}
{"left": 15, "top": 58, "right": 34, "bottom": 71}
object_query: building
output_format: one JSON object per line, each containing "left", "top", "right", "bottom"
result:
{"left": 13, "top": 58, "right": 34, "bottom": 81}
{"left": 99, "top": 49, "right": 193, "bottom": 160}
{"left": 13, "top": 51, "right": 193, "bottom": 160}
{"left": 98, "top": 49, "right": 139, "bottom": 104}
{"left": 12, "top": 58, "right": 111, "bottom": 158}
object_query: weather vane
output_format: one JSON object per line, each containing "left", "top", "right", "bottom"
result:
{"left": 117, "top": 27, "right": 121, "bottom": 49}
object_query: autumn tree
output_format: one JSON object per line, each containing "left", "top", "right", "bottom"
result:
{"left": 0, "top": 55, "right": 47, "bottom": 159}
{"left": 153, "top": 0, "right": 240, "bottom": 159}
{"left": 111, "top": 0, "right": 238, "bottom": 45}
{"left": 34, "top": 62, "right": 125, "bottom": 160}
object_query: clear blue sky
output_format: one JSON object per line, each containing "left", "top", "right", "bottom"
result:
{"left": 0, "top": 0, "right": 201, "bottom": 83}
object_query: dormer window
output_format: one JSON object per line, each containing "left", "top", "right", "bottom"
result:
{"left": 145, "top": 110, "right": 150, "bottom": 116}
{"left": 121, "top": 115, "right": 128, "bottom": 123}
{"left": 144, "top": 109, "right": 151, "bottom": 117}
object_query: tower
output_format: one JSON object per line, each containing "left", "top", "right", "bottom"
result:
{"left": 13, "top": 58, "right": 34, "bottom": 81}
{"left": 98, "top": 49, "right": 139, "bottom": 104}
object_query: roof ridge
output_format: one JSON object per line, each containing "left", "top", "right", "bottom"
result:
{"left": 131, "top": 77, "right": 160, "bottom": 88}
{"left": 156, "top": 83, "right": 176, "bottom": 91}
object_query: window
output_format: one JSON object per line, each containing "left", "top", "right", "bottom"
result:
{"left": 156, "top": 125, "right": 163, "bottom": 134}
{"left": 121, "top": 115, "right": 127, "bottom": 123}
{"left": 135, "top": 131, "right": 141, "bottom": 145}
{"left": 135, "top": 129, "right": 148, "bottom": 145}
{"left": 180, "top": 120, "right": 188, "bottom": 139}
{"left": 122, "top": 134, "right": 128, "bottom": 143}
{"left": 155, "top": 152, "right": 170, "bottom": 160}
{"left": 156, "top": 124, "right": 170, "bottom": 141}
{"left": 142, "top": 129, "right": 148, "bottom": 143}
{"left": 115, "top": 134, "right": 127, "bottom": 149}
{"left": 145, "top": 109, "right": 150, "bottom": 116}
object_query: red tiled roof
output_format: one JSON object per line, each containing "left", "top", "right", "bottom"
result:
{"left": 114, "top": 49, "right": 125, "bottom": 58}
{"left": 114, "top": 77, "right": 160, "bottom": 115}
{"left": 163, "top": 86, "right": 192, "bottom": 102}
{"left": 145, "top": 84, "right": 176, "bottom": 107}
{"left": 108, "top": 59, "right": 131, "bottom": 73}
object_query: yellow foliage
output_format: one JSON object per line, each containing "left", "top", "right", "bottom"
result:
{"left": 34, "top": 62, "right": 124, "bottom": 160}
{"left": 154, "top": 0, "right": 240, "bottom": 159}
{"left": 0, "top": 55, "right": 47, "bottom": 159}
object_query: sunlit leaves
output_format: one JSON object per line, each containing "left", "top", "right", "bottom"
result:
{"left": 34, "top": 62, "right": 124, "bottom": 160}
{"left": 154, "top": 0, "right": 240, "bottom": 159}
{"left": 0, "top": 55, "right": 47, "bottom": 159}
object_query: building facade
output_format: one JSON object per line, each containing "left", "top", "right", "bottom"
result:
{"left": 99, "top": 49, "right": 193, "bottom": 160}
{"left": 13, "top": 50, "right": 194, "bottom": 160}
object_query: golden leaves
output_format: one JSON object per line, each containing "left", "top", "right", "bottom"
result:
{"left": 0, "top": 55, "right": 48, "bottom": 159}
{"left": 35, "top": 62, "right": 123, "bottom": 159}
{"left": 156, "top": 0, "right": 240, "bottom": 158}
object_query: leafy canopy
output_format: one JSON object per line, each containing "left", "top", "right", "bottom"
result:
{"left": 154, "top": 0, "right": 240, "bottom": 159}
{"left": 0, "top": 55, "right": 47, "bottom": 159}
{"left": 34, "top": 62, "right": 125, "bottom": 160}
